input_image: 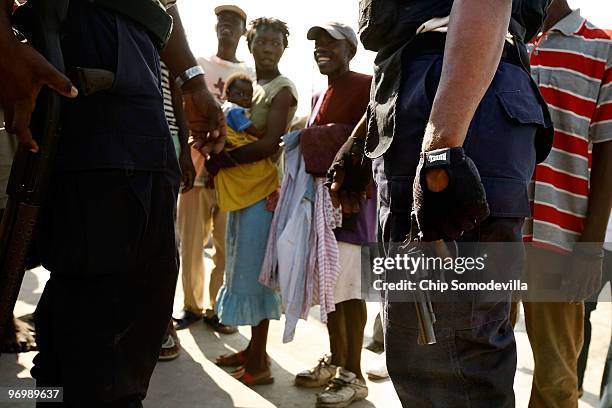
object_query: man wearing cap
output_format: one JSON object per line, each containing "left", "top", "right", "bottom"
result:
{"left": 326, "top": 0, "right": 554, "bottom": 406}
{"left": 174, "top": 4, "right": 254, "bottom": 333}
{"left": 292, "top": 22, "right": 375, "bottom": 408}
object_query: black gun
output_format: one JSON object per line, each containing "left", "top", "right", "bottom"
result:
{"left": 0, "top": 0, "right": 68, "bottom": 349}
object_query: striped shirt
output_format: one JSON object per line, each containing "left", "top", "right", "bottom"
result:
{"left": 160, "top": 62, "right": 179, "bottom": 136}
{"left": 524, "top": 9, "right": 612, "bottom": 252}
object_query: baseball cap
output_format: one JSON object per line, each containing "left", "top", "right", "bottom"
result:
{"left": 307, "top": 22, "right": 358, "bottom": 49}
{"left": 214, "top": 5, "right": 247, "bottom": 23}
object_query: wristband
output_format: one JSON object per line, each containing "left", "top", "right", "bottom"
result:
{"left": 175, "top": 65, "right": 204, "bottom": 89}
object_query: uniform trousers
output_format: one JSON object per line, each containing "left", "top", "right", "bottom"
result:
{"left": 33, "top": 170, "right": 179, "bottom": 407}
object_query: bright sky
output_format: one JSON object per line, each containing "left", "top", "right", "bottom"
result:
{"left": 179, "top": 0, "right": 612, "bottom": 117}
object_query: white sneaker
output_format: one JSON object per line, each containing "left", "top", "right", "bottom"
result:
{"left": 316, "top": 367, "right": 368, "bottom": 408}
{"left": 365, "top": 352, "right": 389, "bottom": 380}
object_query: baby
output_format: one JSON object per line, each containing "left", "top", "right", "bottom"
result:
{"left": 207, "top": 73, "right": 277, "bottom": 212}
{"left": 222, "top": 73, "right": 264, "bottom": 140}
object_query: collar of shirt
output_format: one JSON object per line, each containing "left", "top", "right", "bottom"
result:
{"left": 550, "top": 8, "right": 585, "bottom": 36}
{"left": 209, "top": 55, "right": 248, "bottom": 69}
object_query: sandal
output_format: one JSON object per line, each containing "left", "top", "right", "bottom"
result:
{"left": 216, "top": 351, "right": 273, "bottom": 367}
{"left": 230, "top": 366, "right": 245, "bottom": 379}
{"left": 240, "top": 370, "right": 274, "bottom": 386}
{"left": 216, "top": 350, "right": 247, "bottom": 367}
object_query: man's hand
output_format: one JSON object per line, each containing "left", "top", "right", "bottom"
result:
{"left": 178, "top": 148, "right": 195, "bottom": 193}
{"left": 412, "top": 147, "right": 489, "bottom": 241}
{"left": 0, "top": 35, "right": 77, "bottom": 152}
{"left": 182, "top": 80, "right": 226, "bottom": 156}
{"left": 159, "top": 6, "right": 226, "bottom": 155}
{"left": 561, "top": 245, "right": 604, "bottom": 302}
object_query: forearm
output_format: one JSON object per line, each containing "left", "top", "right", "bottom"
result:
{"left": 228, "top": 136, "right": 280, "bottom": 163}
{"left": 1, "top": 0, "right": 11, "bottom": 17}
{"left": 423, "top": 0, "right": 512, "bottom": 151}
{"left": 581, "top": 141, "right": 612, "bottom": 243}
{"left": 0, "top": 2, "right": 14, "bottom": 46}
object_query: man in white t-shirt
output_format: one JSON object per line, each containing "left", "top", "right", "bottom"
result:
{"left": 174, "top": 4, "right": 254, "bottom": 333}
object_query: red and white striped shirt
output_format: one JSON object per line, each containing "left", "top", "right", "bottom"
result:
{"left": 524, "top": 9, "right": 612, "bottom": 253}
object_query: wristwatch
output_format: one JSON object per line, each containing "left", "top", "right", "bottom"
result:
{"left": 175, "top": 65, "right": 205, "bottom": 89}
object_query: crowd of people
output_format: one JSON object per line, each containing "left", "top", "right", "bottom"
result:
{"left": 0, "top": 0, "right": 611, "bottom": 407}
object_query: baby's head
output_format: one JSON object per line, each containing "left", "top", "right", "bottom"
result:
{"left": 224, "top": 73, "right": 254, "bottom": 108}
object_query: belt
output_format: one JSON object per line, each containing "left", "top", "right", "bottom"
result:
{"left": 404, "top": 32, "right": 528, "bottom": 69}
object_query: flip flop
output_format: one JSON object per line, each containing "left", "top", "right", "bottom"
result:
{"left": 216, "top": 351, "right": 273, "bottom": 367}
{"left": 240, "top": 370, "right": 274, "bottom": 386}
{"left": 216, "top": 350, "right": 247, "bottom": 367}
{"left": 230, "top": 366, "right": 245, "bottom": 379}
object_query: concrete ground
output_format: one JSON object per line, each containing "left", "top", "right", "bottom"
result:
{"left": 1, "top": 253, "right": 610, "bottom": 408}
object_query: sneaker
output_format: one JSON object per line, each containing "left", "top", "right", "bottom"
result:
{"left": 364, "top": 340, "right": 384, "bottom": 354}
{"left": 365, "top": 352, "right": 389, "bottom": 380}
{"left": 158, "top": 333, "right": 180, "bottom": 361}
{"left": 295, "top": 355, "right": 337, "bottom": 388}
{"left": 316, "top": 367, "right": 368, "bottom": 408}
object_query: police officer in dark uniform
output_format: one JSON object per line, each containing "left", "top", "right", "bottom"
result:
{"left": 0, "top": 0, "right": 223, "bottom": 406}
{"left": 328, "top": 0, "right": 553, "bottom": 406}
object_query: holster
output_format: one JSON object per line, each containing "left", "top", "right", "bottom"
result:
{"left": 358, "top": 0, "right": 398, "bottom": 52}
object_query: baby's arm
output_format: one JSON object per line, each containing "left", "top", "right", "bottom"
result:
{"left": 245, "top": 124, "right": 266, "bottom": 139}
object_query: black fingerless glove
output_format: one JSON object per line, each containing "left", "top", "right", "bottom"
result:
{"left": 412, "top": 147, "right": 489, "bottom": 241}
{"left": 325, "top": 137, "right": 371, "bottom": 192}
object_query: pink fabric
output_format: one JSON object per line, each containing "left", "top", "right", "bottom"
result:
{"left": 310, "top": 178, "right": 342, "bottom": 322}
{"left": 260, "top": 167, "right": 342, "bottom": 324}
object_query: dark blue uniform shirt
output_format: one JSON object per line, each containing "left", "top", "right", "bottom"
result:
{"left": 57, "top": 0, "right": 178, "bottom": 173}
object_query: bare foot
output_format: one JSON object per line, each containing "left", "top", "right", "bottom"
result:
{"left": 1, "top": 315, "right": 37, "bottom": 353}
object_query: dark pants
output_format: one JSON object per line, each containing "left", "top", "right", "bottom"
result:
{"left": 375, "top": 51, "right": 543, "bottom": 407}
{"left": 32, "top": 170, "right": 179, "bottom": 407}
{"left": 382, "top": 218, "right": 522, "bottom": 408}
{"left": 578, "top": 250, "right": 612, "bottom": 393}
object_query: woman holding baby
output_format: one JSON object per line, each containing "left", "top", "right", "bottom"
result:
{"left": 206, "top": 17, "right": 298, "bottom": 386}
